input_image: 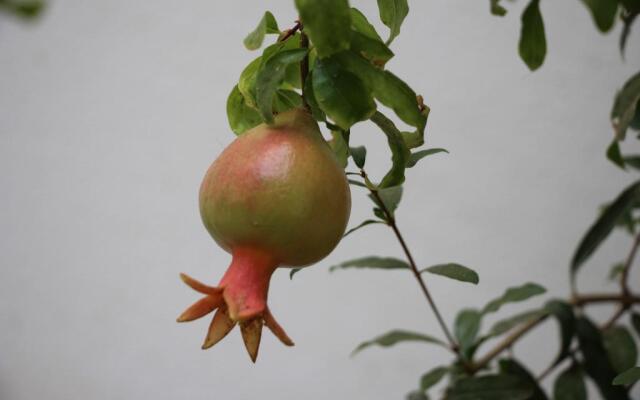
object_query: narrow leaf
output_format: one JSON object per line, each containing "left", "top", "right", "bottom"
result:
{"left": 370, "top": 112, "right": 410, "bottom": 188}
{"left": 350, "top": 30, "right": 394, "bottom": 66}
{"left": 243, "top": 11, "right": 279, "bottom": 50}
{"left": 295, "top": 0, "right": 351, "bottom": 58}
{"left": 421, "top": 264, "right": 479, "bottom": 285}
{"left": 329, "top": 256, "right": 410, "bottom": 272}
{"left": 420, "top": 366, "right": 449, "bottom": 391}
{"left": 350, "top": 145, "right": 367, "bottom": 168}
{"left": 226, "top": 85, "right": 263, "bottom": 135}
{"left": 607, "top": 140, "right": 626, "bottom": 170}
{"left": 352, "top": 330, "right": 447, "bottom": 355}
{"left": 499, "top": 359, "right": 548, "bottom": 400}
{"left": 343, "top": 219, "right": 385, "bottom": 238}
{"left": 554, "top": 364, "right": 587, "bottom": 400}
{"left": 350, "top": 7, "right": 383, "bottom": 42}
{"left": 620, "top": 12, "right": 638, "bottom": 57}
{"left": 519, "top": 0, "right": 547, "bottom": 71}
{"left": 483, "top": 283, "right": 547, "bottom": 314}
{"left": 603, "top": 326, "right": 638, "bottom": 373}
{"left": 255, "top": 48, "right": 308, "bottom": 123}
{"left": 613, "top": 366, "right": 640, "bottom": 385}
{"left": 611, "top": 71, "right": 640, "bottom": 140}
{"left": 407, "top": 148, "right": 449, "bottom": 168}
{"left": 488, "top": 309, "right": 548, "bottom": 337}
{"left": 571, "top": 180, "right": 640, "bottom": 276}
{"left": 491, "top": 0, "right": 508, "bottom": 16}
{"left": 369, "top": 185, "right": 403, "bottom": 215}
{"left": 376, "top": 0, "right": 409, "bottom": 45}
{"left": 576, "top": 317, "right": 630, "bottom": 399}
{"left": 445, "top": 375, "right": 533, "bottom": 400}
{"left": 545, "top": 300, "right": 576, "bottom": 366}
{"left": 455, "top": 309, "right": 482, "bottom": 356}
{"left": 581, "top": 0, "right": 618, "bottom": 32}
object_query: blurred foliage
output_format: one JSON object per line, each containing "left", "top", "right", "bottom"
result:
{"left": 0, "top": 0, "right": 44, "bottom": 20}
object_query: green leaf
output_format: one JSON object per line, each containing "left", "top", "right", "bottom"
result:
{"left": 273, "top": 89, "right": 303, "bottom": 113}
{"left": 581, "top": 0, "right": 618, "bottom": 32}
{"left": 571, "top": 180, "right": 640, "bottom": 277}
{"left": 620, "top": 12, "right": 638, "bottom": 58}
{"left": 350, "top": 146, "right": 367, "bottom": 168}
{"left": 329, "top": 129, "right": 349, "bottom": 168}
{"left": 407, "top": 148, "right": 449, "bottom": 168}
{"left": 295, "top": 0, "right": 351, "bottom": 58}
{"left": 352, "top": 330, "right": 447, "bottom": 355}
{"left": 255, "top": 48, "right": 308, "bottom": 123}
{"left": 226, "top": 85, "right": 263, "bottom": 135}
{"left": 312, "top": 57, "right": 376, "bottom": 129}
{"left": 350, "top": 30, "right": 394, "bottom": 66}
{"left": 576, "top": 317, "right": 630, "bottom": 400}
{"left": 376, "top": 0, "right": 409, "bottom": 45}
{"left": 624, "top": 155, "right": 640, "bottom": 170}
{"left": 421, "top": 264, "right": 479, "bottom": 285}
{"left": 545, "top": 300, "right": 576, "bottom": 367}
{"left": 444, "top": 375, "right": 533, "bottom": 400}
{"left": 613, "top": 366, "right": 640, "bottom": 385}
{"left": 420, "top": 366, "right": 449, "bottom": 391}
{"left": 0, "top": 0, "right": 45, "bottom": 20}
{"left": 499, "top": 359, "right": 548, "bottom": 400}
{"left": 554, "top": 364, "right": 587, "bottom": 400}
{"left": 607, "top": 140, "right": 626, "bottom": 170}
{"left": 406, "top": 391, "right": 429, "bottom": 400}
{"left": 518, "top": 0, "right": 547, "bottom": 71}
{"left": 343, "top": 219, "right": 385, "bottom": 238}
{"left": 303, "top": 70, "right": 326, "bottom": 122}
{"left": 348, "top": 178, "right": 367, "bottom": 188}
{"left": 370, "top": 112, "right": 410, "bottom": 188}
{"left": 483, "top": 282, "right": 547, "bottom": 314}
{"left": 603, "top": 326, "right": 638, "bottom": 373}
{"left": 455, "top": 309, "right": 482, "bottom": 356}
{"left": 243, "top": 11, "right": 279, "bottom": 50}
{"left": 611, "top": 71, "right": 640, "bottom": 140}
{"left": 350, "top": 7, "right": 383, "bottom": 42}
{"left": 369, "top": 185, "right": 403, "bottom": 215}
{"left": 488, "top": 309, "right": 548, "bottom": 337}
{"left": 329, "top": 256, "right": 410, "bottom": 272}
{"left": 289, "top": 268, "right": 302, "bottom": 280}
{"left": 609, "top": 262, "right": 626, "bottom": 281}
{"left": 632, "top": 313, "right": 640, "bottom": 338}
{"left": 491, "top": 0, "right": 508, "bottom": 16}
{"left": 238, "top": 57, "right": 263, "bottom": 108}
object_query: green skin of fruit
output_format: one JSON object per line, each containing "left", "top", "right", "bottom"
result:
{"left": 198, "top": 108, "right": 351, "bottom": 321}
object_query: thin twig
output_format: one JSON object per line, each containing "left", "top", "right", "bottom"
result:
{"left": 360, "top": 169, "right": 458, "bottom": 351}
{"left": 278, "top": 21, "right": 301, "bottom": 42}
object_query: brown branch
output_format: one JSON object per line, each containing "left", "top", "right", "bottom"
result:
{"left": 361, "top": 169, "right": 458, "bottom": 352}
{"left": 278, "top": 21, "right": 301, "bottom": 42}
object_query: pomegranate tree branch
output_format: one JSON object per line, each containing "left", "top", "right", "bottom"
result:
{"left": 278, "top": 21, "right": 301, "bottom": 42}
{"left": 360, "top": 169, "right": 458, "bottom": 351}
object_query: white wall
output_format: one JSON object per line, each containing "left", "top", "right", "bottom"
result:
{"left": 1, "top": 1, "right": 639, "bottom": 399}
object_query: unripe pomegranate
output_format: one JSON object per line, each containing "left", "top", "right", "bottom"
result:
{"left": 178, "top": 108, "right": 351, "bottom": 361}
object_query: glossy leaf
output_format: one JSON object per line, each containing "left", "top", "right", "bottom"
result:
{"left": 576, "top": 317, "right": 630, "bottom": 400}
{"left": 255, "top": 48, "right": 308, "bottom": 123}
{"left": 420, "top": 366, "right": 449, "bottom": 391}
{"left": 603, "top": 326, "right": 638, "bottom": 373}
{"left": 407, "top": 148, "right": 449, "bottom": 168}
{"left": 455, "top": 309, "right": 482, "bottom": 356}
{"left": 545, "top": 300, "right": 576, "bottom": 366}
{"left": 444, "top": 375, "right": 533, "bottom": 400}
{"left": 611, "top": 71, "right": 640, "bottom": 140}
{"left": 420, "top": 264, "right": 479, "bottom": 285}
{"left": 352, "top": 330, "right": 447, "bottom": 355}
{"left": 343, "top": 219, "right": 385, "bottom": 238}
{"left": 329, "top": 256, "right": 410, "bottom": 272}
{"left": 613, "top": 366, "right": 640, "bottom": 386}
{"left": 571, "top": 180, "right": 640, "bottom": 276}
{"left": 350, "top": 30, "right": 394, "bottom": 66}
{"left": 295, "top": 0, "right": 351, "bottom": 58}
{"left": 376, "top": 0, "right": 409, "bottom": 45}
{"left": 519, "top": 0, "right": 546, "bottom": 71}
{"left": 350, "top": 146, "right": 367, "bottom": 168}
{"left": 312, "top": 57, "right": 376, "bottom": 129}
{"left": 581, "top": 0, "right": 618, "bottom": 32}
{"left": 243, "top": 11, "right": 279, "bottom": 50}
{"left": 488, "top": 309, "right": 548, "bottom": 337}
{"left": 499, "top": 359, "right": 548, "bottom": 400}
{"left": 491, "top": 0, "right": 507, "bottom": 16}
{"left": 350, "top": 7, "right": 383, "bottom": 42}
{"left": 607, "top": 140, "right": 626, "bottom": 170}
{"left": 369, "top": 185, "right": 403, "bottom": 215}
{"left": 370, "top": 112, "right": 410, "bottom": 188}
{"left": 238, "top": 57, "right": 263, "bottom": 108}
{"left": 226, "top": 85, "right": 263, "bottom": 135}
{"left": 329, "top": 129, "right": 349, "bottom": 168}
{"left": 554, "top": 364, "right": 587, "bottom": 400}
{"left": 483, "top": 282, "right": 547, "bottom": 314}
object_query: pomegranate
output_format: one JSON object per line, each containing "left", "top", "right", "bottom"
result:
{"left": 178, "top": 108, "right": 351, "bottom": 361}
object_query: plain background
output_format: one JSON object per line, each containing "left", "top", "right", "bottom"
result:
{"left": 2, "top": 0, "right": 640, "bottom": 399}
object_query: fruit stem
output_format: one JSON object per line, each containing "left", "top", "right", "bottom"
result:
{"left": 360, "top": 168, "right": 459, "bottom": 353}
